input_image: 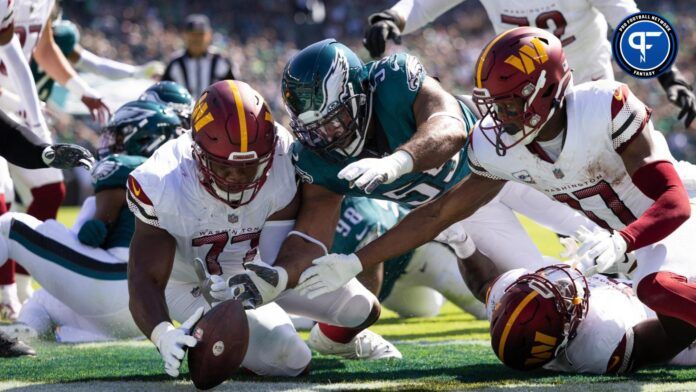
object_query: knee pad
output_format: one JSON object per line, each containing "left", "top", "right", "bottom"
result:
{"left": 636, "top": 272, "right": 685, "bottom": 312}
{"left": 279, "top": 334, "right": 312, "bottom": 376}
{"left": 334, "top": 289, "right": 377, "bottom": 328}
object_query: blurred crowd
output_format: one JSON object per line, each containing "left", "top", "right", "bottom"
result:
{"left": 54, "top": 0, "right": 696, "bottom": 175}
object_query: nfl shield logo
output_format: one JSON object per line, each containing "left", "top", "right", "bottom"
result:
{"left": 228, "top": 214, "right": 238, "bottom": 224}
{"left": 553, "top": 168, "right": 565, "bottom": 179}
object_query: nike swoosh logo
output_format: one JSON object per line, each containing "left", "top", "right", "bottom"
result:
{"left": 355, "top": 225, "right": 370, "bottom": 242}
{"left": 131, "top": 178, "right": 142, "bottom": 197}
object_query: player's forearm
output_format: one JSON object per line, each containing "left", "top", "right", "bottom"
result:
{"left": 34, "top": 38, "right": 76, "bottom": 85}
{"left": 128, "top": 277, "right": 171, "bottom": 338}
{"left": 392, "top": 0, "right": 462, "bottom": 35}
{"left": 399, "top": 117, "right": 467, "bottom": 172}
{"left": 459, "top": 250, "right": 499, "bottom": 302}
{"left": 76, "top": 48, "right": 137, "bottom": 80}
{"left": 0, "top": 110, "right": 49, "bottom": 168}
{"left": 625, "top": 318, "right": 695, "bottom": 373}
{"left": 619, "top": 161, "right": 690, "bottom": 251}
{"left": 0, "top": 36, "right": 47, "bottom": 130}
{"left": 275, "top": 236, "right": 327, "bottom": 287}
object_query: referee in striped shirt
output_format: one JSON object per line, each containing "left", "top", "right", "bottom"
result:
{"left": 162, "top": 14, "right": 235, "bottom": 98}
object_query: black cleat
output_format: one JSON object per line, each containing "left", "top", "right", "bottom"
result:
{"left": 0, "top": 330, "right": 35, "bottom": 357}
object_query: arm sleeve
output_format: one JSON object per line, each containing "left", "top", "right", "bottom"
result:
{"left": 589, "top": 0, "right": 640, "bottom": 29}
{"left": 0, "top": 35, "right": 48, "bottom": 133}
{"left": 619, "top": 160, "right": 690, "bottom": 252}
{"left": 392, "top": 0, "right": 466, "bottom": 35}
{"left": 76, "top": 48, "right": 137, "bottom": 79}
{"left": 0, "top": 109, "right": 49, "bottom": 168}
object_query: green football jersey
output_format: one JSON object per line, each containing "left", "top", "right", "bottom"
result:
{"left": 31, "top": 20, "right": 79, "bottom": 100}
{"left": 331, "top": 197, "right": 412, "bottom": 301}
{"left": 91, "top": 154, "right": 146, "bottom": 249}
{"left": 293, "top": 53, "right": 477, "bottom": 208}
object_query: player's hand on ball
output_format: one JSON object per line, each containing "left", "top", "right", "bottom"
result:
{"left": 573, "top": 226, "right": 628, "bottom": 275}
{"left": 42, "top": 143, "right": 95, "bottom": 170}
{"left": 338, "top": 150, "right": 413, "bottom": 194}
{"left": 212, "top": 259, "right": 288, "bottom": 309}
{"left": 150, "top": 307, "right": 204, "bottom": 377}
{"left": 297, "top": 253, "right": 363, "bottom": 299}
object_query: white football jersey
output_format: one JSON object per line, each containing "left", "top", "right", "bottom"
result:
{"left": 127, "top": 126, "right": 297, "bottom": 283}
{"left": 395, "top": 0, "right": 639, "bottom": 83}
{"left": 468, "top": 80, "right": 664, "bottom": 232}
{"left": 486, "top": 269, "right": 648, "bottom": 374}
{"left": 0, "top": 0, "right": 15, "bottom": 32}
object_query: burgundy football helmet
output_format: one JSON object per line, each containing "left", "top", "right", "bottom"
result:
{"left": 472, "top": 27, "right": 573, "bottom": 155}
{"left": 489, "top": 264, "right": 589, "bottom": 370}
{"left": 191, "top": 80, "right": 277, "bottom": 208}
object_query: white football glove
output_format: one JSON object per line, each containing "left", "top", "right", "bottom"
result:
{"left": 135, "top": 60, "right": 165, "bottom": 79}
{"left": 192, "top": 257, "right": 218, "bottom": 305}
{"left": 296, "top": 253, "right": 363, "bottom": 299}
{"left": 338, "top": 150, "right": 413, "bottom": 194}
{"left": 211, "top": 259, "right": 288, "bottom": 309}
{"left": 150, "top": 307, "right": 204, "bottom": 377}
{"left": 573, "top": 226, "right": 628, "bottom": 276}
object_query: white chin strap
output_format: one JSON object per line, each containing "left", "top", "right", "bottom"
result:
{"left": 522, "top": 70, "right": 574, "bottom": 146}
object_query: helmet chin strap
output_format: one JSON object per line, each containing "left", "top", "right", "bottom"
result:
{"left": 337, "top": 89, "right": 374, "bottom": 158}
{"left": 521, "top": 69, "right": 573, "bottom": 146}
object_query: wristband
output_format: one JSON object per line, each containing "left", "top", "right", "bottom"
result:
{"left": 449, "top": 232, "right": 477, "bottom": 259}
{"left": 287, "top": 230, "right": 328, "bottom": 255}
{"left": 65, "top": 76, "right": 91, "bottom": 96}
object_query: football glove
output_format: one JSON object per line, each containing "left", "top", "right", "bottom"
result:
{"left": 296, "top": 253, "right": 363, "bottom": 299}
{"left": 573, "top": 226, "right": 628, "bottom": 276}
{"left": 658, "top": 68, "right": 696, "bottom": 128}
{"left": 337, "top": 150, "right": 413, "bottom": 194}
{"left": 363, "top": 9, "right": 403, "bottom": 59}
{"left": 135, "top": 60, "right": 165, "bottom": 79}
{"left": 211, "top": 259, "right": 288, "bottom": 309}
{"left": 192, "top": 257, "right": 219, "bottom": 306}
{"left": 150, "top": 307, "right": 203, "bottom": 378}
{"left": 77, "top": 219, "right": 107, "bottom": 247}
{"left": 42, "top": 144, "right": 95, "bottom": 170}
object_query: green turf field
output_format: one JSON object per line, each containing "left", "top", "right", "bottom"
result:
{"left": 2, "top": 208, "right": 695, "bottom": 391}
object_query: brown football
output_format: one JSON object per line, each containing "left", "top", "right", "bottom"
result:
{"left": 187, "top": 300, "right": 249, "bottom": 390}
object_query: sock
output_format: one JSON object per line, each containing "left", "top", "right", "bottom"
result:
{"left": 318, "top": 323, "right": 363, "bottom": 344}
{"left": 637, "top": 272, "right": 696, "bottom": 328}
{"left": 26, "top": 182, "right": 65, "bottom": 221}
{"left": 1, "top": 282, "right": 19, "bottom": 306}
{"left": 0, "top": 260, "right": 15, "bottom": 285}
{"left": 15, "top": 273, "right": 33, "bottom": 303}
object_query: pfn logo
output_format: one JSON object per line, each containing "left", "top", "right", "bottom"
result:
{"left": 504, "top": 37, "right": 548, "bottom": 75}
{"left": 628, "top": 31, "right": 662, "bottom": 63}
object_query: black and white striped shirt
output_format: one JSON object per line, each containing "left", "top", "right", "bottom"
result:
{"left": 161, "top": 48, "right": 235, "bottom": 98}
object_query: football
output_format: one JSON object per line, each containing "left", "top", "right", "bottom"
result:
{"left": 187, "top": 300, "right": 250, "bottom": 390}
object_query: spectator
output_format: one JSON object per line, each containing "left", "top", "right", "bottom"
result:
{"left": 161, "top": 14, "right": 235, "bottom": 98}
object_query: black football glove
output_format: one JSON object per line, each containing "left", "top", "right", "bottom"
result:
{"left": 42, "top": 143, "right": 95, "bottom": 170}
{"left": 363, "top": 9, "right": 404, "bottom": 59}
{"left": 658, "top": 68, "right": 696, "bottom": 128}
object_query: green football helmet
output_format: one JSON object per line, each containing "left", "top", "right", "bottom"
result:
{"left": 282, "top": 39, "right": 372, "bottom": 159}
{"left": 52, "top": 20, "right": 80, "bottom": 51}
{"left": 139, "top": 81, "right": 194, "bottom": 129}
{"left": 99, "top": 100, "right": 182, "bottom": 158}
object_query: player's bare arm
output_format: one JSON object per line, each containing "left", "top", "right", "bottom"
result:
{"left": 0, "top": 21, "right": 13, "bottom": 45}
{"left": 399, "top": 76, "right": 469, "bottom": 172}
{"left": 295, "top": 174, "right": 505, "bottom": 299}
{"left": 275, "top": 183, "right": 344, "bottom": 288}
{"left": 127, "top": 219, "right": 177, "bottom": 338}
{"left": 618, "top": 318, "right": 696, "bottom": 374}
{"left": 93, "top": 189, "right": 127, "bottom": 226}
{"left": 356, "top": 174, "right": 503, "bottom": 269}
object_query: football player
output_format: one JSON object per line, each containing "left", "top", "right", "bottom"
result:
{"left": 0, "top": 0, "right": 110, "bottom": 316}
{"left": 0, "top": 100, "right": 180, "bottom": 344}
{"left": 223, "top": 38, "right": 597, "bottom": 334}
{"left": 127, "top": 80, "right": 398, "bottom": 379}
{"left": 305, "top": 28, "right": 696, "bottom": 349}
{"left": 138, "top": 81, "right": 194, "bottom": 129}
{"left": 363, "top": 0, "right": 696, "bottom": 128}
{"left": 466, "top": 253, "right": 696, "bottom": 373}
